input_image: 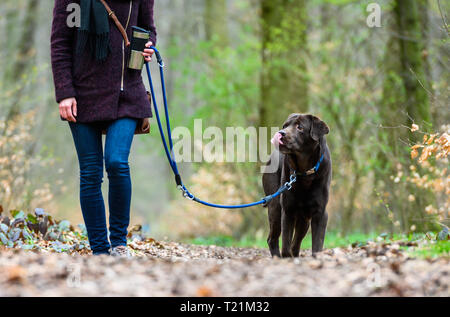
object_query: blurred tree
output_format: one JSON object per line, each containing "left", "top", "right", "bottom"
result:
{"left": 381, "top": 0, "right": 431, "bottom": 131}
{"left": 259, "top": 0, "right": 308, "bottom": 135}
{"left": 395, "top": 0, "right": 431, "bottom": 125}
{"left": 4, "top": 0, "right": 39, "bottom": 121}
{"left": 378, "top": 0, "right": 433, "bottom": 231}
{"left": 204, "top": 0, "right": 229, "bottom": 45}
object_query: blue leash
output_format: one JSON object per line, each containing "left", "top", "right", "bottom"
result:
{"left": 145, "top": 47, "right": 323, "bottom": 208}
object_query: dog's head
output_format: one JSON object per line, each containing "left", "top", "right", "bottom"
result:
{"left": 271, "top": 114, "right": 329, "bottom": 154}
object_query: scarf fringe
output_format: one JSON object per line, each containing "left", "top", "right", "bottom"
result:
{"left": 76, "top": 0, "right": 111, "bottom": 62}
{"left": 95, "top": 33, "right": 110, "bottom": 62}
{"left": 76, "top": 30, "right": 89, "bottom": 55}
{"left": 76, "top": 31, "right": 110, "bottom": 62}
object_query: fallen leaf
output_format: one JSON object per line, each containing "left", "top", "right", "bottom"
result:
{"left": 6, "top": 266, "right": 27, "bottom": 283}
{"left": 196, "top": 286, "right": 214, "bottom": 297}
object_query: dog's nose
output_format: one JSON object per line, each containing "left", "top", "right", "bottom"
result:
{"left": 279, "top": 130, "right": 286, "bottom": 137}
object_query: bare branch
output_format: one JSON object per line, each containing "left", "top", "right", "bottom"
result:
{"left": 437, "top": 0, "right": 450, "bottom": 37}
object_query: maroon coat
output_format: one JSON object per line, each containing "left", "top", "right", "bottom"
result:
{"left": 51, "top": 0, "right": 157, "bottom": 122}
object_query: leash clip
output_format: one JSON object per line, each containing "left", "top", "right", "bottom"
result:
{"left": 178, "top": 185, "right": 194, "bottom": 200}
{"left": 289, "top": 173, "right": 297, "bottom": 183}
{"left": 184, "top": 192, "right": 195, "bottom": 201}
{"left": 284, "top": 173, "right": 297, "bottom": 190}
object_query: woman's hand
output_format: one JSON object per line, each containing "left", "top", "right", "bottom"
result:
{"left": 59, "top": 97, "right": 77, "bottom": 122}
{"left": 143, "top": 41, "right": 155, "bottom": 63}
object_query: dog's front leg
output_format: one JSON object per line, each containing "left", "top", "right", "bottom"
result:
{"left": 281, "top": 210, "right": 295, "bottom": 258}
{"left": 311, "top": 210, "right": 328, "bottom": 255}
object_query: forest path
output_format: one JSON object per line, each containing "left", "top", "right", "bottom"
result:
{"left": 0, "top": 241, "right": 448, "bottom": 296}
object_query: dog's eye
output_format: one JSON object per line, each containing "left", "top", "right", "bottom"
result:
{"left": 297, "top": 125, "right": 304, "bottom": 132}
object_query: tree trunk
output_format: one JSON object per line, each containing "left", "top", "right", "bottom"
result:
{"left": 5, "top": 0, "right": 39, "bottom": 120}
{"left": 204, "top": 0, "right": 228, "bottom": 45}
{"left": 259, "top": 0, "right": 309, "bottom": 134}
{"left": 381, "top": 0, "right": 430, "bottom": 130}
{"left": 394, "top": 0, "right": 431, "bottom": 126}
{"left": 378, "top": 0, "right": 432, "bottom": 232}
{"left": 10, "top": 0, "right": 39, "bottom": 82}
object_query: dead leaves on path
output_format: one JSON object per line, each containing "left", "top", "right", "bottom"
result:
{"left": 0, "top": 205, "right": 448, "bottom": 297}
{"left": 0, "top": 240, "right": 448, "bottom": 297}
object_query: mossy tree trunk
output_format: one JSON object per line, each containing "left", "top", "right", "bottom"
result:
{"left": 204, "top": 0, "right": 229, "bottom": 45}
{"left": 395, "top": 0, "right": 431, "bottom": 126}
{"left": 259, "top": 0, "right": 309, "bottom": 134}
{"left": 378, "top": 0, "right": 432, "bottom": 232}
{"left": 5, "top": 0, "right": 39, "bottom": 121}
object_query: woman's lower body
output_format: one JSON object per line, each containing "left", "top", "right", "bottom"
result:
{"left": 69, "top": 117, "right": 138, "bottom": 255}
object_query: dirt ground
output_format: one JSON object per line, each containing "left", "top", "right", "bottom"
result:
{"left": 0, "top": 239, "right": 448, "bottom": 297}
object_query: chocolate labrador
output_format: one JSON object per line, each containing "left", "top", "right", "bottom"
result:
{"left": 262, "top": 114, "right": 331, "bottom": 258}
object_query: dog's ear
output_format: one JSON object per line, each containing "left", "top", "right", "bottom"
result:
{"left": 308, "top": 115, "right": 329, "bottom": 142}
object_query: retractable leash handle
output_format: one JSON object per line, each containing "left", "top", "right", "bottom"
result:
{"left": 144, "top": 47, "right": 305, "bottom": 209}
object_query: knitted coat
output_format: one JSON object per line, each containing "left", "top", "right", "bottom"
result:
{"left": 51, "top": 0, "right": 157, "bottom": 122}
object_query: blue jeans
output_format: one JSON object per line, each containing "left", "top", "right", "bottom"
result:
{"left": 69, "top": 118, "right": 138, "bottom": 255}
